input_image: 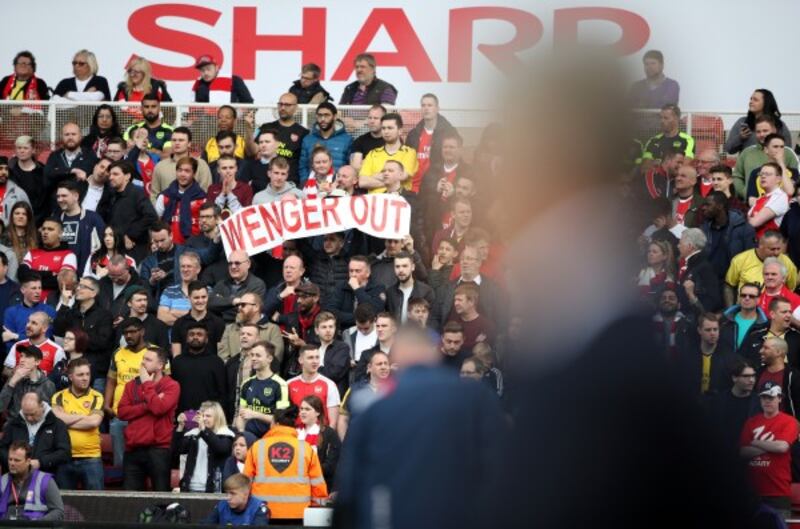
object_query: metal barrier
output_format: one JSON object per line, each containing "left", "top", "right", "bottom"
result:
{"left": 0, "top": 100, "right": 495, "bottom": 157}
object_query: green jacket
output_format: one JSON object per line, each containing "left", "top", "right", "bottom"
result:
{"left": 732, "top": 145, "right": 798, "bottom": 199}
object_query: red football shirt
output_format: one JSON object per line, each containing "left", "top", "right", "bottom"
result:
{"left": 287, "top": 374, "right": 340, "bottom": 424}
{"left": 674, "top": 197, "right": 692, "bottom": 225}
{"left": 740, "top": 412, "right": 798, "bottom": 497}
{"left": 412, "top": 128, "right": 434, "bottom": 193}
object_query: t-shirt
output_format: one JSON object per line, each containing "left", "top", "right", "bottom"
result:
{"left": 51, "top": 387, "right": 103, "bottom": 458}
{"left": 740, "top": 412, "right": 799, "bottom": 497}
{"left": 725, "top": 250, "right": 798, "bottom": 291}
{"left": 159, "top": 284, "right": 191, "bottom": 314}
{"left": 351, "top": 132, "right": 384, "bottom": 157}
{"left": 287, "top": 374, "right": 340, "bottom": 423}
{"left": 108, "top": 345, "right": 148, "bottom": 413}
{"left": 701, "top": 354, "right": 712, "bottom": 394}
{"left": 239, "top": 373, "right": 290, "bottom": 416}
{"left": 748, "top": 188, "right": 789, "bottom": 239}
{"left": 734, "top": 313, "right": 757, "bottom": 348}
{"left": 360, "top": 145, "right": 419, "bottom": 194}
{"left": 5, "top": 339, "right": 65, "bottom": 375}
{"left": 259, "top": 121, "right": 308, "bottom": 183}
{"left": 60, "top": 213, "right": 81, "bottom": 248}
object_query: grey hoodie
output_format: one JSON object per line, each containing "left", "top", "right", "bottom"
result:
{"left": 0, "top": 369, "right": 56, "bottom": 419}
{"left": 252, "top": 180, "right": 305, "bottom": 205}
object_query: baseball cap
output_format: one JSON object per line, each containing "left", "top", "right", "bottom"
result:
{"left": 759, "top": 382, "right": 782, "bottom": 398}
{"left": 295, "top": 283, "right": 320, "bottom": 297}
{"left": 17, "top": 344, "right": 42, "bottom": 361}
{"left": 195, "top": 55, "right": 215, "bottom": 69}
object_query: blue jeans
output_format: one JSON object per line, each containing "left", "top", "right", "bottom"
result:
{"left": 109, "top": 418, "right": 128, "bottom": 468}
{"left": 55, "top": 457, "right": 104, "bottom": 490}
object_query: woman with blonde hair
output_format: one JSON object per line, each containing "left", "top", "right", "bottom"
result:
{"left": 53, "top": 49, "right": 111, "bottom": 101}
{"left": 176, "top": 401, "right": 235, "bottom": 492}
{"left": 637, "top": 239, "right": 677, "bottom": 302}
{"left": 114, "top": 56, "right": 171, "bottom": 102}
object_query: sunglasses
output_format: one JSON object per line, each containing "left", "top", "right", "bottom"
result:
{"left": 739, "top": 293, "right": 759, "bottom": 299}
{"left": 72, "top": 61, "right": 88, "bottom": 66}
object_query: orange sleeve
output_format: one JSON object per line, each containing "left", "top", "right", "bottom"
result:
{"left": 243, "top": 444, "right": 258, "bottom": 478}
{"left": 307, "top": 445, "right": 329, "bottom": 499}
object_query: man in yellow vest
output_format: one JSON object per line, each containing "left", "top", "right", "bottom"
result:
{"left": 243, "top": 405, "right": 327, "bottom": 522}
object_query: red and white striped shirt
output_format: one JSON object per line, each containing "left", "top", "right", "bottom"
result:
{"left": 287, "top": 374, "right": 340, "bottom": 423}
{"left": 5, "top": 338, "right": 66, "bottom": 375}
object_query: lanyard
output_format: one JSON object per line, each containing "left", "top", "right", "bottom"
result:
{"left": 10, "top": 481, "right": 20, "bottom": 506}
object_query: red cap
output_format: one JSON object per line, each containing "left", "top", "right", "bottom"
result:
{"left": 194, "top": 55, "right": 215, "bottom": 69}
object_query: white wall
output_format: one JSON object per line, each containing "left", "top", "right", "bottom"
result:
{"left": 6, "top": 0, "right": 798, "bottom": 111}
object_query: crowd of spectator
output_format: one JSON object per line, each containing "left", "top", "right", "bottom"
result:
{"left": 0, "top": 46, "right": 513, "bottom": 523}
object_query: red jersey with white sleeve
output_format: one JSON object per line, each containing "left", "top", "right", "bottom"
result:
{"left": 287, "top": 373, "right": 340, "bottom": 423}
{"left": 758, "top": 285, "right": 800, "bottom": 315}
{"left": 749, "top": 188, "right": 789, "bottom": 239}
{"left": 22, "top": 248, "right": 78, "bottom": 298}
{"left": 699, "top": 178, "right": 713, "bottom": 198}
{"left": 5, "top": 338, "right": 66, "bottom": 375}
{"left": 740, "top": 411, "right": 799, "bottom": 497}
{"left": 412, "top": 128, "right": 434, "bottom": 193}
{"left": 674, "top": 196, "right": 693, "bottom": 225}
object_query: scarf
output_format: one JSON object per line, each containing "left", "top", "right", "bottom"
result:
{"left": 162, "top": 180, "right": 206, "bottom": 239}
{"left": 2, "top": 75, "right": 40, "bottom": 100}
{"left": 297, "top": 304, "right": 321, "bottom": 338}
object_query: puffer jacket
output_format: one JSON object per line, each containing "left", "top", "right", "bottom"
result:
{"left": 299, "top": 121, "right": 353, "bottom": 185}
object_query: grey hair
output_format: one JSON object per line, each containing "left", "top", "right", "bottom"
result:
{"left": 765, "top": 336, "right": 788, "bottom": 356}
{"left": 74, "top": 49, "right": 99, "bottom": 75}
{"left": 681, "top": 228, "right": 707, "bottom": 251}
{"left": 763, "top": 256, "right": 788, "bottom": 279}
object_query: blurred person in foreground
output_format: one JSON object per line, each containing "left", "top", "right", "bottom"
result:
{"left": 490, "top": 51, "right": 758, "bottom": 529}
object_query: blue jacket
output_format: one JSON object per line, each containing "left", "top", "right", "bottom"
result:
{"left": 334, "top": 366, "right": 507, "bottom": 529}
{"left": 140, "top": 242, "right": 221, "bottom": 300}
{"left": 700, "top": 209, "right": 756, "bottom": 280}
{"left": 3, "top": 302, "right": 56, "bottom": 351}
{"left": 298, "top": 120, "right": 352, "bottom": 185}
{"left": 202, "top": 496, "right": 268, "bottom": 526}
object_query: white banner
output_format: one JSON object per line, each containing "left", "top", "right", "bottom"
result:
{"left": 6, "top": 1, "right": 798, "bottom": 111}
{"left": 220, "top": 195, "right": 411, "bottom": 257}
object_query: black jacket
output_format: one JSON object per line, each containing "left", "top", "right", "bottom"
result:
{"left": 406, "top": 114, "right": 456, "bottom": 172}
{"left": 170, "top": 350, "right": 227, "bottom": 414}
{"left": 96, "top": 268, "right": 150, "bottom": 321}
{"left": 0, "top": 75, "right": 49, "bottom": 100}
{"left": 700, "top": 210, "right": 756, "bottom": 279}
{"left": 431, "top": 277, "right": 506, "bottom": 332}
{"left": 740, "top": 326, "right": 800, "bottom": 369}
{"left": 53, "top": 76, "right": 111, "bottom": 100}
{"left": 325, "top": 280, "right": 386, "bottom": 329}
{"left": 193, "top": 75, "right": 253, "bottom": 104}
{"left": 675, "top": 330, "right": 735, "bottom": 396}
{"left": 370, "top": 251, "right": 428, "bottom": 291}
{"left": 43, "top": 148, "right": 98, "bottom": 203}
{"left": 53, "top": 301, "right": 115, "bottom": 378}
{"left": 316, "top": 425, "right": 341, "bottom": 488}
{"left": 177, "top": 426, "right": 235, "bottom": 492}
{"left": 0, "top": 409, "right": 71, "bottom": 474}
{"left": 208, "top": 273, "right": 267, "bottom": 323}
{"left": 718, "top": 305, "right": 769, "bottom": 356}
{"left": 289, "top": 79, "right": 332, "bottom": 104}
{"left": 339, "top": 78, "right": 397, "bottom": 105}
{"left": 753, "top": 365, "right": 800, "bottom": 419}
{"left": 8, "top": 157, "right": 47, "bottom": 223}
{"left": 303, "top": 248, "right": 350, "bottom": 306}
{"left": 385, "top": 280, "right": 436, "bottom": 321}
{"left": 99, "top": 182, "right": 158, "bottom": 262}
{"left": 319, "top": 340, "right": 352, "bottom": 397}
{"left": 677, "top": 252, "right": 723, "bottom": 318}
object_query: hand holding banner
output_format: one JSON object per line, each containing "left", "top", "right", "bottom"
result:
{"left": 219, "top": 194, "right": 411, "bottom": 257}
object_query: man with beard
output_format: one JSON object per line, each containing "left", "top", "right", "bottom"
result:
{"left": 79, "top": 156, "right": 112, "bottom": 215}
{"left": 203, "top": 105, "right": 257, "bottom": 164}
{"left": 349, "top": 105, "right": 386, "bottom": 173}
{"left": 55, "top": 180, "right": 105, "bottom": 274}
{"left": 0, "top": 156, "right": 30, "bottom": 226}
{"left": 150, "top": 127, "right": 212, "bottom": 202}
{"left": 170, "top": 322, "right": 226, "bottom": 414}
{"left": 102, "top": 160, "right": 158, "bottom": 263}
{"left": 358, "top": 114, "right": 418, "bottom": 193}
{"left": 208, "top": 250, "right": 266, "bottom": 323}
{"left": 154, "top": 157, "right": 207, "bottom": 245}
{"left": 122, "top": 95, "right": 174, "bottom": 156}
{"left": 218, "top": 292, "right": 283, "bottom": 366}
{"left": 172, "top": 281, "right": 225, "bottom": 357}
{"left": 43, "top": 123, "right": 98, "bottom": 215}
{"left": 385, "top": 252, "right": 435, "bottom": 323}
{"left": 259, "top": 93, "right": 308, "bottom": 184}
{"left": 187, "top": 203, "right": 226, "bottom": 285}
{"left": 298, "top": 102, "right": 352, "bottom": 185}
{"left": 278, "top": 283, "right": 324, "bottom": 379}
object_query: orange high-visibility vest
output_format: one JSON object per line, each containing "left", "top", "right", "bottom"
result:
{"left": 244, "top": 425, "right": 328, "bottom": 519}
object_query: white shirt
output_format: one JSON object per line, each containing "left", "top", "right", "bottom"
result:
{"left": 353, "top": 328, "right": 377, "bottom": 362}
{"left": 82, "top": 183, "right": 104, "bottom": 212}
{"left": 399, "top": 284, "right": 413, "bottom": 323}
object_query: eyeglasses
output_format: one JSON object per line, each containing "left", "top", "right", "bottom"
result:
{"left": 72, "top": 61, "right": 88, "bottom": 66}
{"left": 15, "top": 61, "right": 32, "bottom": 67}
{"left": 228, "top": 260, "right": 248, "bottom": 267}
{"left": 739, "top": 293, "right": 759, "bottom": 299}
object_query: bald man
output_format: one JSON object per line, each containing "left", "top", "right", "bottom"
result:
{"left": 208, "top": 250, "right": 266, "bottom": 323}
{"left": 673, "top": 165, "right": 703, "bottom": 228}
{"left": 258, "top": 92, "right": 309, "bottom": 184}
{"left": 44, "top": 122, "right": 98, "bottom": 204}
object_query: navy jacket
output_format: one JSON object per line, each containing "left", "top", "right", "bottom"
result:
{"left": 700, "top": 210, "right": 756, "bottom": 279}
{"left": 334, "top": 365, "right": 506, "bottom": 529}
{"left": 325, "top": 280, "right": 386, "bottom": 329}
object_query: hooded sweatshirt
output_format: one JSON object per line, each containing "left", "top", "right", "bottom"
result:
{"left": 252, "top": 181, "right": 305, "bottom": 205}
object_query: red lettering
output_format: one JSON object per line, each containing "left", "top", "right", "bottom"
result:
{"left": 369, "top": 195, "right": 388, "bottom": 232}
{"left": 302, "top": 199, "right": 322, "bottom": 230}
{"left": 281, "top": 200, "right": 302, "bottom": 233}
{"left": 241, "top": 209, "right": 267, "bottom": 248}
{"left": 128, "top": 5, "right": 223, "bottom": 81}
{"left": 320, "top": 198, "right": 342, "bottom": 227}
{"left": 350, "top": 195, "right": 368, "bottom": 225}
{"left": 332, "top": 9, "right": 440, "bottom": 82}
{"left": 258, "top": 204, "right": 284, "bottom": 242}
{"left": 389, "top": 198, "right": 410, "bottom": 233}
{"left": 553, "top": 8, "right": 649, "bottom": 55}
{"left": 220, "top": 218, "right": 244, "bottom": 252}
{"left": 448, "top": 8, "right": 542, "bottom": 82}
{"left": 233, "top": 7, "right": 327, "bottom": 79}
